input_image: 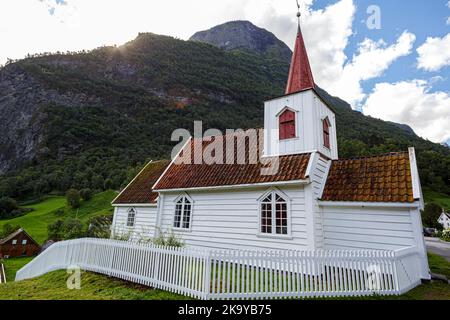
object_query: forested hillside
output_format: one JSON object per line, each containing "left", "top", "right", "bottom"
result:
{"left": 0, "top": 27, "right": 448, "bottom": 201}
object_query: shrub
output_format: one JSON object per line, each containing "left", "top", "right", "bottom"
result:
{"left": 86, "top": 215, "right": 112, "bottom": 238}
{"left": 66, "top": 189, "right": 81, "bottom": 209}
{"left": 54, "top": 209, "right": 65, "bottom": 217}
{"left": 440, "top": 229, "right": 450, "bottom": 242}
{"left": 152, "top": 229, "right": 184, "bottom": 248}
{"left": 80, "top": 188, "right": 93, "bottom": 201}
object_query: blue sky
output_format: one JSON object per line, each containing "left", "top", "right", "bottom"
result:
{"left": 326, "top": 0, "right": 449, "bottom": 96}
{"left": 0, "top": 0, "right": 449, "bottom": 144}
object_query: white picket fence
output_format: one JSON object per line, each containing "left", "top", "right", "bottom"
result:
{"left": 15, "top": 238, "right": 423, "bottom": 299}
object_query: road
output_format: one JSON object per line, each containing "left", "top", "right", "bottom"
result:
{"left": 425, "top": 237, "right": 450, "bottom": 262}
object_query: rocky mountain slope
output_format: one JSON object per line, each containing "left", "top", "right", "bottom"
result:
{"left": 0, "top": 24, "right": 449, "bottom": 200}
{"left": 190, "top": 21, "right": 292, "bottom": 62}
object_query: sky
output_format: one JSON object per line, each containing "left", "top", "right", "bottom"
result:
{"left": 0, "top": 0, "right": 449, "bottom": 145}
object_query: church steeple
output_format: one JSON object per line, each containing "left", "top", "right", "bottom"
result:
{"left": 285, "top": 10, "right": 315, "bottom": 94}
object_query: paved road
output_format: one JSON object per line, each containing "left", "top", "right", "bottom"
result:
{"left": 425, "top": 237, "right": 450, "bottom": 262}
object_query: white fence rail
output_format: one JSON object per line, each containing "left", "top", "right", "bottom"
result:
{"left": 15, "top": 238, "right": 422, "bottom": 299}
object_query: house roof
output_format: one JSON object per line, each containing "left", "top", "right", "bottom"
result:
{"left": 321, "top": 152, "right": 415, "bottom": 203}
{"left": 153, "top": 132, "right": 312, "bottom": 191}
{"left": 285, "top": 26, "right": 315, "bottom": 94}
{"left": 112, "top": 160, "right": 171, "bottom": 204}
{"left": 0, "top": 228, "right": 39, "bottom": 246}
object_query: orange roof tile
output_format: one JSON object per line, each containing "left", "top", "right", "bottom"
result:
{"left": 154, "top": 132, "right": 311, "bottom": 190}
{"left": 112, "top": 160, "right": 171, "bottom": 204}
{"left": 321, "top": 152, "right": 415, "bottom": 203}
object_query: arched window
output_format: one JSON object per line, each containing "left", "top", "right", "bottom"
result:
{"left": 260, "top": 190, "right": 289, "bottom": 236}
{"left": 174, "top": 196, "right": 192, "bottom": 229}
{"left": 279, "top": 109, "right": 296, "bottom": 140}
{"left": 322, "top": 117, "right": 331, "bottom": 149}
{"left": 127, "top": 208, "right": 136, "bottom": 227}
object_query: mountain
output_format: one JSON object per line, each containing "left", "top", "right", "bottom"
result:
{"left": 0, "top": 27, "right": 449, "bottom": 201}
{"left": 190, "top": 21, "right": 292, "bottom": 63}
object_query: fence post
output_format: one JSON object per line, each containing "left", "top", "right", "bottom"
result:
{"left": 203, "top": 250, "right": 212, "bottom": 300}
{"left": 108, "top": 241, "right": 116, "bottom": 276}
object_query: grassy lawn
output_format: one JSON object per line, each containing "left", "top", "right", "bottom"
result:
{"left": 428, "top": 252, "right": 450, "bottom": 278}
{"left": 1, "top": 257, "right": 34, "bottom": 282}
{"left": 0, "top": 191, "right": 116, "bottom": 244}
{"left": 0, "top": 270, "right": 187, "bottom": 300}
{"left": 423, "top": 188, "right": 450, "bottom": 211}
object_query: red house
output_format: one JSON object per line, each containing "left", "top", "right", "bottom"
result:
{"left": 0, "top": 228, "right": 40, "bottom": 259}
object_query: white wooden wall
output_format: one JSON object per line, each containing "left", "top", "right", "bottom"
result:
{"left": 310, "top": 155, "right": 330, "bottom": 249}
{"left": 112, "top": 206, "right": 158, "bottom": 240}
{"left": 158, "top": 186, "right": 308, "bottom": 251}
{"left": 263, "top": 90, "right": 338, "bottom": 160}
{"left": 321, "top": 206, "right": 417, "bottom": 251}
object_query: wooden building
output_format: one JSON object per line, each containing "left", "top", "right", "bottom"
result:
{"left": 0, "top": 228, "right": 40, "bottom": 259}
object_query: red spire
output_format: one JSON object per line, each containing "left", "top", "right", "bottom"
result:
{"left": 285, "top": 26, "right": 315, "bottom": 94}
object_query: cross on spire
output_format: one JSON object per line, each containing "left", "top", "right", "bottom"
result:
{"left": 285, "top": 2, "right": 315, "bottom": 95}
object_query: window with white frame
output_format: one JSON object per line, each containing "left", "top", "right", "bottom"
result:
{"left": 127, "top": 208, "right": 136, "bottom": 227}
{"left": 12, "top": 239, "right": 17, "bottom": 245}
{"left": 260, "top": 190, "right": 289, "bottom": 236}
{"left": 173, "top": 196, "right": 192, "bottom": 229}
{"left": 22, "top": 239, "right": 27, "bottom": 245}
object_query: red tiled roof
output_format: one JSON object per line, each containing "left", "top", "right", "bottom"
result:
{"left": 321, "top": 152, "right": 415, "bottom": 203}
{"left": 285, "top": 27, "right": 315, "bottom": 94}
{"left": 112, "top": 160, "right": 171, "bottom": 204}
{"left": 154, "top": 131, "right": 311, "bottom": 190}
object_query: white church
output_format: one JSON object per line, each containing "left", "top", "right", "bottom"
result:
{"left": 111, "top": 24, "right": 430, "bottom": 280}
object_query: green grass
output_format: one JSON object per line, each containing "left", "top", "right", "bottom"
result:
{"left": 428, "top": 252, "right": 450, "bottom": 278}
{"left": 424, "top": 188, "right": 450, "bottom": 211}
{"left": 2, "top": 257, "right": 34, "bottom": 282}
{"left": 0, "top": 191, "right": 116, "bottom": 244}
{"left": 0, "top": 270, "right": 187, "bottom": 300}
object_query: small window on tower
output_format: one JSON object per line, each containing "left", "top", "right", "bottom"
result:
{"left": 323, "top": 117, "right": 331, "bottom": 149}
{"left": 279, "top": 109, "right": 296, "bottom": 140}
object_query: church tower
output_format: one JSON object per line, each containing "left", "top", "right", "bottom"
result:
{"left": 263, "top": 18, "right": 338, "bottom": 160}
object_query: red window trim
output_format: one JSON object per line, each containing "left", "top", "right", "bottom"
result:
{"left": 323, "top": 118, "right": 330, "bottom": 149}
{"left": 279, "top": 109, "right": 296, "bottom": 140}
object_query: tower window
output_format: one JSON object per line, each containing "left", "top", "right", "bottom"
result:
{"left": 323, "top": 117, "right": 331, "bottom": 149}
{"left": 279, "top": 109, "right": 296, "bottom": 140}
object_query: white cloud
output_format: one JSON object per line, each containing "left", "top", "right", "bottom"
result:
{"left": 417, "top": 33, "right": 450, "bottom": 71}
{"left": 363, "top": 80, "right": 450, "bottom": 143}
{"left": 326, "top": 31, "right": 415, "bottom": 107}
{"left": 447, "top": 17, "right": 450, "bottom": 25}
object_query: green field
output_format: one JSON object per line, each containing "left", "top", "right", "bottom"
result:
{"left": 424, "top": 189, "right": 450, "bottom": 211}
{"left": 0, "top": 191, "right": 116, "bottom": 244}
{"left": 2, "top": 257, "right": 34, "bottom": 282}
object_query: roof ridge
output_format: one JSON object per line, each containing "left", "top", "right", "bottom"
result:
{"left": 334, "top": 151, "right": 409, "bottom": 162}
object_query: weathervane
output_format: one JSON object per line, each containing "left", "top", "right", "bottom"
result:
{"left": 296, "top": 0, "right": 301, "bottom": 29}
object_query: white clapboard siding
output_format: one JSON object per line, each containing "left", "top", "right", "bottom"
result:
{"left": 159, "top": 186, "right": 308, "bottom": 251}
{"left": 113, "top": 206, "right": 157, "bottom": 240}
{"left": 311, "top": 155, "right": 330, "bottom": 249}
{"left": 15, "top": 239, "right": 423, "bottom": 299}
{"left": 322, "top": 206, "right": 416, "bottom": 251}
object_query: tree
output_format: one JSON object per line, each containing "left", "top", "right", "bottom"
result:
{"left": 48, "top": 220, "right": 64, "bottom": 241}
{"left": 66, "top": 189, "right": 81, "bottom": 209}
{"left": 421, "top": 203, "right": 444, "bottom": 230}
{"left": 0, "top": 197, "right": 18, "bottom": 215}
{"left": 104, "top": 179, "right": 113, "bottom": 190}
{"left": 80, "top": 188, "right": 93, "bottom": 201}
{"left": 62, "top": 218, "right": 85, "bottom": 239}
